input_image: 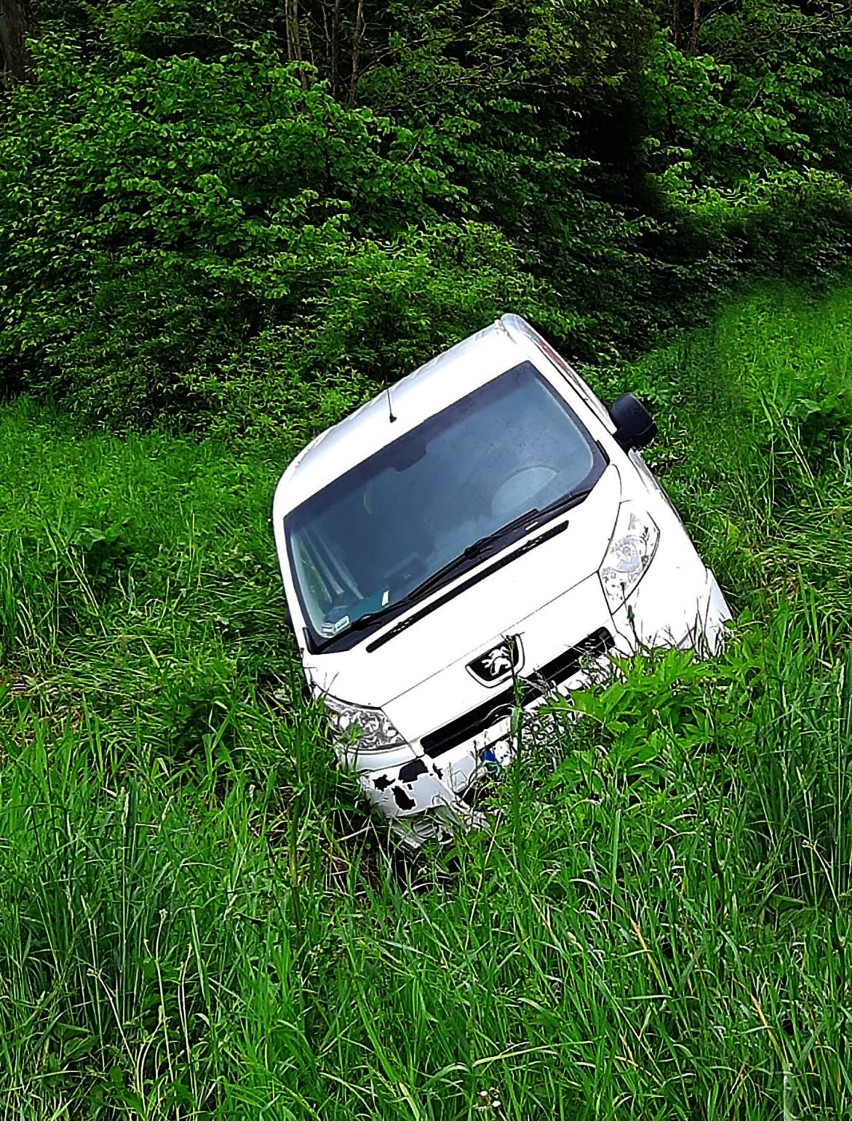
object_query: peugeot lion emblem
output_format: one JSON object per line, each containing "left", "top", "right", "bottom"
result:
{"left": 467, "top": 636, "right": 523, "bottom": 687}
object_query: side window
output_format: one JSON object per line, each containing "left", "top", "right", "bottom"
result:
{"left": 292, "top": 533, "right": 335, "bottom": 622}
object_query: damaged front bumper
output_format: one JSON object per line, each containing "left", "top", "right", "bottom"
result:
{"left": 350, "top": 660, "right": 597, "bottom": 849}
{"left": 356, "top": 737, "right": 498, "bottom": 849}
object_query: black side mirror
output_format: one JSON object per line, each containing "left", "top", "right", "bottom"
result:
{"left": 608, "top": 393, "right": 657, "bottom": 451}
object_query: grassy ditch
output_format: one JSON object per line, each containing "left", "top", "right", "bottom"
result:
{"left": 0, "top": 283, "right": 850, "bottom": 1118}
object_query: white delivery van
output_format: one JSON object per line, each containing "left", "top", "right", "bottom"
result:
{"left": 272, "top": 315, "right": 730, "bottom": 845}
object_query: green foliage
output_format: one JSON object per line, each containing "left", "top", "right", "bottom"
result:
{"left": 0, "top": 38, "right": 559, "bottom": 431}
{"left": 3, "top": 0, "right": 851, "bottom": 431}
{"left": 696, "top": 0, "right": 852, "bottom": 182}
{"left": 203, "top": 221, "right": 568, "bottom": 441}
{"left": 640, "top": 8, "right": 852, "bottom": 286}
{"left": 644, "top": 34, "right": 814, "bottom": 187}
{"left": 356, "top": 0, "right": 663, "bottom": 356}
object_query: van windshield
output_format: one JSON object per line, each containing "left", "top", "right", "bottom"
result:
{"left": 285, "top": 361, "right": 606, "bottom": 647}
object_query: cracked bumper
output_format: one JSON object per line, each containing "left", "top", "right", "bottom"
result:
{"left": 357, "top": 741, "right": 492, "bottom": 847}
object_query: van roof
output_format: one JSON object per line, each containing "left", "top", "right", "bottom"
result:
{"left": 274, "top": 316, "right": 535, "bottom": 514}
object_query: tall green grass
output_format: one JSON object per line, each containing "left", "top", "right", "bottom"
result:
{"left": 624, "top": 282, "right": 852, "bottom": 634}
{"left": 0, "top": 283, "right": 850, "bottom": 1118}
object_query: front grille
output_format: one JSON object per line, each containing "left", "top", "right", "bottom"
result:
{"left": 535, "top": 626, "right": 613, "bottom": 688}
{"left": 421, "top": 627, "right": 613, "bottom": 759}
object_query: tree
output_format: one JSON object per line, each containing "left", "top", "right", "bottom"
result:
{"left": 0, "top": 0, "right": 35, "bottom": 87}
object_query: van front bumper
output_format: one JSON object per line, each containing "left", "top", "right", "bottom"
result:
{"left": 355, "top": 731, "right": 498, "bottom": 848}
{"left": 353, "top": 656, "right": 604, "bottom": 848}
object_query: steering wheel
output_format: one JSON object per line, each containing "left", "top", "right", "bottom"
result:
{"left": 491, "top": 464, "right": 560, "bottom": 518}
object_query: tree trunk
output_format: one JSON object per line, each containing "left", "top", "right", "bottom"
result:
{"left": 330, "top": 0, "right": 342, "bottom": 100}
{"left": 0, "top": 0, "right": 35, "bottom": 88}
{"left": 348, "top": 0, "right": 364, "bottom": 106}
{"left": 671, "top": 0, "right": 682, "bottom": 49}
{"left": 284, "top": 0, "right": 303, "bottom": 63}
{"left": 689, "top": 0, "right": 701, "bottom": 54}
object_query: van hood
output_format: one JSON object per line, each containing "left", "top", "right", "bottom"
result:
{"left": 304, "top": 466, "right": 622, "bottom": 725}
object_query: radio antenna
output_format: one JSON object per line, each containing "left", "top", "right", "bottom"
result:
{"left": 385, "top": 384, "right": 397, "bottom": 423}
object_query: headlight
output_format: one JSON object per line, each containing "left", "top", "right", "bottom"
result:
{"left": 600, "top": 503, "right": 659, "bottom": 611}
{"left": 323, "top": 695, "right": 406, "bottom": 754}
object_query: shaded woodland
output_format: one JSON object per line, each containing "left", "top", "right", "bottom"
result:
{"left": 1, "top": 0, "right": 850, "bottom": 435}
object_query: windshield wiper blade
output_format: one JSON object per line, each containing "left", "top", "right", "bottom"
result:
{"left": 402, "top": 488, "right": 594, "bottom": 606}
{"left": 536, "top": 486, "right": 593, "bottom": 522}
{"left": 400, "top": 511, "right": 539, "bottom": 606}
{"left": 369, "top": 517, "right": 571, "bottom": 652}
{"left": 457, "top": 505, "right": 544, "bottom": 560}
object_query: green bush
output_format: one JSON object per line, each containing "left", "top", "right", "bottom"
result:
{"left": 0, "top": 40, "right": 562, "bottom": 431}
{"left": 1, "top": 2, "right": 851, "bottom": 435}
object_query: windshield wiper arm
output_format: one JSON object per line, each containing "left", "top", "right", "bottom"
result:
{"left": 402, "top": 487, "right": 594, "bottom": 605}
{"left": 536, "top": 486, "right": 593, "bottom": 522}
{"left": 399, "top": 510, "right": 540, "bottom": 606}
{"left": 312, "top": 605, "right": 393, "bottom": 651}
{"left": 343, "top": 607, "right": 394, "bottom": 634}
